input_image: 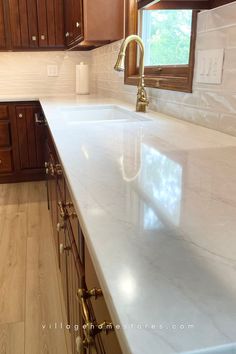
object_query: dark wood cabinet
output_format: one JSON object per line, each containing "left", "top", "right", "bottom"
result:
{"left": 8, "top": 0, "right": 38, "bottom": 48}
{"left": 64, "top": 0, "right": 124, "bottom": 48}
{"left": 64, "top": 0, "right": 83, "bottom": 47}
{"left": 0, "top": 101, "right": 45, "bottom": 183}
{"left": 45, "top": 125, "right": 122, "bottom": 354}
{"left": 8, "top": 0, "right": 65, "bottom": 49}
{"left": 0, "top": 0, "right": 6, "bottom": 49}
{"left": 36, "top": 0, "right": 64, "bottom": 48}
{"left": 1, "top": 0, "right": 124, "bottom": 51}
{"left": 14, "top": 104, "right": 45, "bottom": 170}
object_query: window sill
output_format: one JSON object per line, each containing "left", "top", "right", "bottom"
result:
{"left": 125, "top": 74, "right": 193, "bottom": 93}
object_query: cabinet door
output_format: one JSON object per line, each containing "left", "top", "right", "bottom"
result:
{"left": 83, "top": 0, "right": 124, "bottom": 42}
{"left": 15, "top": 105, "right": 45, "bottom": 169}
{"left": 66, "top": 223, "right": 85, "bottom": 353}
{"left": 8, "top": 0, "right": 38, "bottom": 48}
{"left": 0, "top": 0, "right": 6, "bottom": 49}
{"left": 85, "top": 245, "right": 122, "bottom": 354}
{"left": 65, "top": 0, "right": 83, "bottom": 46}
{"left": 37, "top": 0, "right": 64, "bottom": 48}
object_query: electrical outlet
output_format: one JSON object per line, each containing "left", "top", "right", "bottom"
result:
{"left": 196, "top": 49, "right": 224, "bottom": 84}
{"left": 47, "top": 65, "right": 58, "bottom": 77}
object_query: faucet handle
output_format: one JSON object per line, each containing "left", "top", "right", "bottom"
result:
{"left": 136, "top": 86, "right": 149, "bottom": 112}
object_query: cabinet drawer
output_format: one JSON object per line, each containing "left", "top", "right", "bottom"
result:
{"left": 0, "top": 150, "right": 13, "bottom": 173}
{"left": 84, "top": 245, "right": 122, "bottom": 354}
{"left": 0, "top": 122, "right": 11, "bottom": 147}
{"left": 0, "top": 105, "right": 8, "bottom": 120}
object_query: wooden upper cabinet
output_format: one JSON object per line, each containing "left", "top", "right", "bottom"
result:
{"left": 37, "top": 0, "right": 64, "bottom": 48}
{"left": 65, "top": 0, "right": 124, "bottom": 48}
{"left": 64, "top": 0, "right": 83, "bottom": 46}
{"left": 8, "top": 0, "right": 64, "bottom": 49}
{"left": 0, "top": 0, "right": 6, "bottom": 49}
{"left": 8, "top": 0, "right": 38, "bottom": 48}
{"left": 83, "top": 0, "right": 124, "bottom": 42}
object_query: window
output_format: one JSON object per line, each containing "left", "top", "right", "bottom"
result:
{"left": 125, "top": 0, "right": 198, "bottom": 92}
{"left": 141, "top": 10, "right": 193, "bottom": 66}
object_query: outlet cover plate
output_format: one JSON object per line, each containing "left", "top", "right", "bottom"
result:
{"left": 196, "top": 49, "right": 224, "bottom": 84}
{"left": 47, "top": 65, "right": 58, "bottom": 77}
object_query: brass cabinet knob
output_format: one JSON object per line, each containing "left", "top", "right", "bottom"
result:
{"left": 59, "top": 243, "right": 71, "bottom": 254}
{"left": 76, "top": 21, "right": 80, "bottom": 28}
{"left": 58, "top": 201, "right": 66, "bottom": 219}
{"left": 55, "top": 164, "right": 63, "bottom": 176}
{"left": 65, "top": 32, "right": 70, "bottom": 37}
{"left": 57, "top": 222, "right": 65, "bottom": 232}
{"left": 32, "top": 35, "right": 37, "bottom": 41}
{"left": 18, "top": 113, "right": 23, "bottom": 118}
{"left": 41, "top": 34, "right": 45, "bottom": 40}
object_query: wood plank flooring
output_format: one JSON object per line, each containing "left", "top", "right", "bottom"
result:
{"left": 0, "top": 182, "right": 69, "bottom": 354}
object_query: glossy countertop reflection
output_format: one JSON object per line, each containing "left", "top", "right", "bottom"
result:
{"left": 40, "top": 96, "right": 236, "bottom": 354}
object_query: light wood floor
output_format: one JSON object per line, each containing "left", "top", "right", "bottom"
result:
{"left": 0, "top": 181, "right": 69, "bottom": 354}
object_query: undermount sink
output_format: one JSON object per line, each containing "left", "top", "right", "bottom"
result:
{"left": 182, "top": 344, "right": 236, "bottom": 354}
{"left": 60, "top": 105, "right": 151, "bottom": 124}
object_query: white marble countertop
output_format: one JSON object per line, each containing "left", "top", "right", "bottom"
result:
{"left": 39, "top": 95, "right": 236, "bottom": 354}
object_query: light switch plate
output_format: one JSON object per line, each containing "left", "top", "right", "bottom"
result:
{"left": 196, "top": 49, "right": 224, "bottom": 84}
{"left": 47, "top": 65, "right": 58, "bottom": 77}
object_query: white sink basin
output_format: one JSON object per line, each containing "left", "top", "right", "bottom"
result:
{"left": 182, "top": 344, "right": 236, "bottom": 354}
{"left": 60, "top": 105, "right": 151, "bottom": 124}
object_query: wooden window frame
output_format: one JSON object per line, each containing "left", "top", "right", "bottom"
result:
{"left": 125, "top": 0, "right": 198, "bottom": 93}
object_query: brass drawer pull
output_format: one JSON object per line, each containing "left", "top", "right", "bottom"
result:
{"left": 55, "top": 163, "right": 63, "bottom": 176}
{"left": 77, "top": 288, "right": 113, "bottom": 349}
{"left": 57, "top": 222, "right": 65, "bottom": 232}
{"left": 59, "top": 243, "right": 71, "bottom": 254}
{"left": 65, "top": 202, "right": 77, "bottom": 218}
{"left": 58, "top": 201, "right": 66, "bottom": 219}
{"left": 58, "top": 201, "right": 76, "bottom": 220}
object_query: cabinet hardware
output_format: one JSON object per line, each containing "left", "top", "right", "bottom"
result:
{"left": 65, "top": 32, "right": 70, "bottom": 37}
{"left": 41, "top": 35, "right": 45, "bottom": 40}
{"left": 58, "top": 201, "right": 66, "bottom": 219}
{"left": 75, "top": 336, "right": 84, "bottom": 354}
{"left": 44, "top": 162, "right": 49, "bottom": 174}
{"left": 55, "top": 164, "right": 63, "bottom": 176}
{"left": 76, "top": 21, "right": 80, "bottom": 28}
{"left": 57, "top": 222, "right": 65, "bottom": 232}
{"left": 32, "top": 36, "right": 37, "bottom": 41}
{"left": 57, "top": 201, "right": 77, "bottom": 219}
{"left": 18, "top": 113, "right": 23, "bottom": 118}
{"left": 0, "top": 159, "right": 2, "bottom": 164}
{"left": 65, "top": 202, "right": 77, "bottom": 218}
{"left": 35, "top": 113, "right": 45, "bottom": 125}
{"left": 77, "top": 288, "right": 114, "bottom": 349}
{"left": 59, "top": 243, "right": 71, "bottom": 254}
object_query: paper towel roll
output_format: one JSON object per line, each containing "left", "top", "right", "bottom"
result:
{"left": 76, "top": 62, "right": 89, "bottom": 95}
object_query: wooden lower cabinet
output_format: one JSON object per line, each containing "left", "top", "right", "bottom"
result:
{"left": 46, "top": 127, "right": 122, "bottom": 354}
{"left": 0, "top": 101, "right": 46, "bottom": 183}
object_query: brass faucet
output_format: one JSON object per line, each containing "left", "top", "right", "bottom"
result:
{"left": 114, "top": 35, "right": 149, "bottom": 113}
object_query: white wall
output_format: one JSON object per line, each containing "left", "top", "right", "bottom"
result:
{"left": 0, "top": 51, "right": 90, "bottom": 96}
{"left": 91, "top": 2, "right": 236, "bottom": 136}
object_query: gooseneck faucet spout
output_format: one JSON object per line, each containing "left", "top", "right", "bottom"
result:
{"left": 114, "top": 35, "right": 149, "bottom": 113}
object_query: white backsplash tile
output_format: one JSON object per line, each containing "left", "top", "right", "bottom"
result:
{"left": 0, "top": 51, "right": 90, "bottom": 96}
{"left": 90, "top": 2, "right": 236, "bottom": 136}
